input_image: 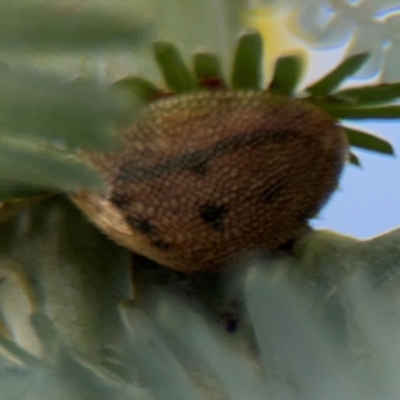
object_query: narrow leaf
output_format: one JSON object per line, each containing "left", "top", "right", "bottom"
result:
{"left": 231, "top": 30, "right": 263, "bottom": 90}
{"left": 349, "top": 152, "right": 361, "bottom": 167}
{"left": 113, "top": 76, "right": 162, "bottom": 103}
{"left": 31, "top": 313, "right": 64, "bottom": 362}
{"left": 269, "top": 55, "right": 303, "bottom": 94}
{"left": 121, "top": 305, "right": 205, "bottom": 400}
{"left": 193, "top": 51, "right": 225, "bottom": 87}
{"left": 325, "top": 105, "right": 400, "bottom": 120}
{"left": 0, "top": 181, "right": 50, "bottom": 202}
{"left": 0, "top": 68, "right": 129, "bottom": 151}
{"left": 0, "top": 2, "right": 149, "bottom": 52}
{"left": 306, "top": 53, "right": 369, "bottom": 96}
{"left": 344, "top": 127, "right": 394, "bottom": 155}
{"left": 0, "top": 135, "right": 103, "bottom": 192}
{"left": 0, "top": 334, "right": 45, "bottom": 368}
{"left": 153, "top": 41, "right": 196, "bottom": 92}
{"left": 334, "top": 82, "right": 400, "bottom": 105}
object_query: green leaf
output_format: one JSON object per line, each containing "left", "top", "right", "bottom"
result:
{"left": 0, "top": 68, "right": 129, "bottom": 151}
{"left": 349, "top": 152, "right": 361, "bottom": 167}
{"left": 0, "top": 2, "right": 149, "bottom": 52}
{"left": 0, "top": 135, "right": 102, "bottom": 192}
{"left": 0, "top": 197, "right": 132, "bottom": 359}
{"left": 231, "top": 30, "right": 263, "bottom": 90}
{"left": 148, "top": 293, "right": 269, "bottom": 400}
{"left": 193, "top": 51, "right": 225, "bottom": 86}
{"left": 325, "top": 105, "right": 400, "bottom": 120}
{"left": 269, "top": 55, "right": 303, "bottom": 94}
{"left": 113, "top": 76, "right": 162, "bottom": 103}
{"left": 344, "top": 127, "right": 394, "bottom": 155}
{"left": 0, "top": 181, "right": 51, "bottom": 202}
{"left": 333, "top": 82, "right": 400, "bottom": 105}
{"left": 31, "top": 313, "right": 64, "bottom": 362}
{"left": 121, "top": 305, "right": 205, "bottom": 400}
{"left": 306, "top": 53, "right": 369, "bottom": 96}
{"left": 153, "top": 41, "right": 197, "bottom": 92}
{"left": 0, "top": 334, "right": 45, "bottom": 368}
{"left": 149, "top": 0, "right": 246, "bottom": 72}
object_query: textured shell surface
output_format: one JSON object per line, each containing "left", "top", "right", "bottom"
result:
{"left": 72, "top": 90, "right": 348, "bottom": 272}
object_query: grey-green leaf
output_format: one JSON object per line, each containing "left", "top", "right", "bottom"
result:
{"left": 193, "top": 51, "right": 225, "bottom": 86}
{"left": 334, "top": 82, "right": 400, "bottom": 105}
{"left": 153, "top": 41, "right": 197, "bottom": 92}
{"left": 345, "top": 127, "right": 394, "bottom": 155}
{"left": 231, "top": 30, "right": 263, "bottom": 90}
{"left": 0, "top": 135, "right": 103, "bottom": 192}
{"left": 269, "top": 54, "right": 303, "bottom": 94}
{"left": 306, "top": 53, "right": 369, "bottom": 96}
{"left": 0, "top": 68, "right": 130, "bottom": 151}
{"left": 0, "top": 2, "right": 149, "bottom": 52}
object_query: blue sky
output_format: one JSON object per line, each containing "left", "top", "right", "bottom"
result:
{"left": 312, "top": 121, "right": 400, "bottom": 239}
{"left": 294, "top": 43, "right": 400, "bottom": 240}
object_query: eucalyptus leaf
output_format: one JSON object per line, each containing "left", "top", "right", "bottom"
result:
{"left": 0, "top": 135, "right": 102, "bottom": 192}
{"left": 269, "top": 54, "right": 303, "bottom": 94}
{"left": 231, "top": 30, "right": 263, "bottom": 90}
{"left": 334, "top": 82, "right": 400, "bottom": 105}
{"left": 0, "top": 2, "right": 149, "bottom": 52}
{"left": 153, "top": 41, "right": 197, "bottom": 92}
{"left": 345, "top": 127, "right": 394, "bottom": 155}
{"left": 306, "top": 53, "right": 369, "bottom": 96}
{"left": 193, "top": 51, "right": 225, "bottom": 86}
{"left": 0, "top": 67, "right": 130, "bottom": 151}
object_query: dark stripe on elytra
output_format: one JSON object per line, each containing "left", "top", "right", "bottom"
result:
{"left": 262, "top": 180, "right": 285, "bottom": 203}
{"left": 117, "top": 129, "right": 300, "bottom": 183}
{"left": 199, "top": 203, "right": 229, "bottom": 231}
{"left": 126, "top": 216, "right": 171, "bottom": 250}
{"left": 187, "top": 161, "right": 208, "bottom": 176}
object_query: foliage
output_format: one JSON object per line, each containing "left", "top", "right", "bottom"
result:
{"left": 0, "top": 1, "right": 400, "bottom": 399}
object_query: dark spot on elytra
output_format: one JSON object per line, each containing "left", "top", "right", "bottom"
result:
{"left": 199, "top": 203, "right": 229, "bottom": 231}
{"left": 150, "top": 238, "right": 172, "bottom": 250}
{"left": 262, "top": 181, "right": 285, "bottom": 203}
{"left": 126, "top": 216, "right": 156, "bottom": 235}
{"left": 109, "top": 191, "right": 132, "bottom": 209}
{"left": 126, "top": 216, "right": 172, "bottom": 251}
